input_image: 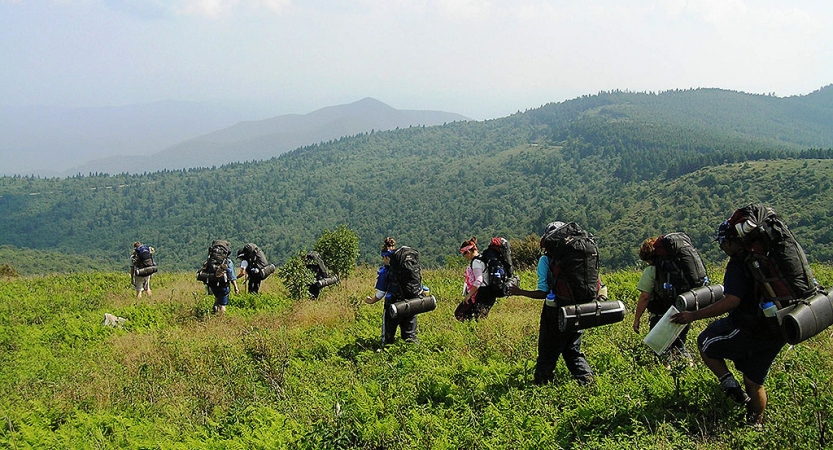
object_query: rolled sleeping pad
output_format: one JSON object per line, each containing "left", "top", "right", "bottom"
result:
{"left": 675, "top": 285, "right": 724, "bottom": 312}
{"left": 250, "top": 263, "right": 276, "bottom": 280}
{"left": 314, "top": 276, "right": 339, "bottom": 289}
{"left": 390, "top": 295, "right": 437, "bottom": 320}
{"left": 557, "top": 300, "right": 626, "bottom": 332}
{"left": 196, "top": 270, "right": 210, "bottom": 282}
{"left": 135, "top": 265, "right": 158, "bottom": 277}
{"left": 259, "top": 263, "right": 276, "bottom": 279}
{"left": 781, "top": 292, "right": 833, "bottom": 345}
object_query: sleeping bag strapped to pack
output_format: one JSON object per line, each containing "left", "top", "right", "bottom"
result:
{"left": 649, "top": 232, "right": 709, "bottom": 315}
{"left": 238, "top": 243, "right": 275, "bottom": 280}
{"left": 475, "top": 237, "right": 517, "bottom": 298}
{"left": 389, "top": 246, "right": 423, "bottom": 300}
{"left": 541, "top": 222, "right": 601, "bottom": 305}
{"left": 196, "top": 240, "right": 231, "bottom": 287}
{"left": 727, "top": 203, "right": 817, "bottom": 306}
{"left": 133, "top": 244, "right": 157, "bottom": 277}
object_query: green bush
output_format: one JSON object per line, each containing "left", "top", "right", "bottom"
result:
{"left": 277, "top": 251, "right": 315, "bottom": 301}
{"left": 314, "top": 224, "right": 360, "bottom": 280}
{"left": 510, "top": 234, "right": 542, "bottom": 271}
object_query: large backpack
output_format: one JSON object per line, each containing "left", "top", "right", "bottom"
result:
{"left": 134, "top": 244, "right": 155, "bottom": 268}
{"left": 238, "top": 243, "right": 269, "bottom": 269}
{"left": 304, "top": 251, "right": 331, "bottom": 279}
{"left": 727, "top": 204, "right": 817, "bottom": 306}
{"left": 475, "top": 237, "right": 515, "bottom": 298}
{"left": 389, "top": 246, "right": 423, "bottom": 300}
{"left": 197, "top": 240, "right": 231, "bottom": 287}
{"left": 649, "top": 232, "right": 709, "bottom": 314}
{"left": 541, "top": 222, "right": 601, "bottom": 305}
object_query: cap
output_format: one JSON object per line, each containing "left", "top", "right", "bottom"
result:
{"left": 544, "top": 221, "right": 566, "bottom": 235}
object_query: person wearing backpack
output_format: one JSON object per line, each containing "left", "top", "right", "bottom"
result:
{"left": 236, "top": 243, "right": 274, "bottom": 294}
{"left": 130, "top": 242, "right": 155, "bottom": 298}
{"left": 632, "top": 237, "right": 693, "bottom": 362}
{"left": 364, "top": 237, "right": 418, "bottom": 345}
{"left": 455, "top": 237, "right": 497, "bottom": 321}
{"left": 672, "top": 220, "right": 788, "bottom": 428}
{"left": 197, "top": 240, "right": 240, "bottom": 314}
{"left": 509, "top": 222, "right": 595, "bottom": 386}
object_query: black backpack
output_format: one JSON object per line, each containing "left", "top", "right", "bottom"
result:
{"left": 238, "top": 243, "right": 269, "bottom": 269}
{"left": 541, "top": 222, "right": 601, "bottom": 305}
{"left": 475, "top": 237, "right": 515, "bottom": 298}
{"left": 389, "top": 246, "right": 423, "bottom": 300}
{"left": 304, "top": 251, "right": 331, "bottom": 280}
{"left": 134, "top": 244, "right": 155, "bottom": 268}
{"left": 728, "top": 204, "right": 817, "bottom": 306}
{"left": 197, "top": 240, "right": 231, "bottom": 287}
{"left": 649, "top": 232, "right": 708, "bottom": 314}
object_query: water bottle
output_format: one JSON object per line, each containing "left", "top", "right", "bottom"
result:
{"left": 760, "top": 301, "right": 777, "bottom": 318}
{"left": 663, "top": 282, "right": 674, "bottom": 298}
{"left": 422, "top": 285, "right": 430, "bottom": 296}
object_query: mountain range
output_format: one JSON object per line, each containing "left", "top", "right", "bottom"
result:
{"left": 0, "top": 98, "right": 469, "bottom": 177}
{"left": 1, "top": 86, "right": 832, "bottom": 274}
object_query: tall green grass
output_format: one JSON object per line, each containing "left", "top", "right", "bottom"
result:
{"left": 1, "top": 266, "right": 831, "bottom": 449}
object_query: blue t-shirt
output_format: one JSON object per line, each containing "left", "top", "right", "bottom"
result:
{"left": 374, "top": 265, "right": 400, "bottom": 298}
{"left": 536, "top": 255, "right": 552, "bottom": 293}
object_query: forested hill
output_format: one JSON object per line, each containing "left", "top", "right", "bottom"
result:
{"left": 1, "top": 87, "right": 833, "bottom": 274}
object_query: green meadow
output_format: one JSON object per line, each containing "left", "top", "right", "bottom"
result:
{"left": 1, "top": 266, "right": 831, "bottom": 449}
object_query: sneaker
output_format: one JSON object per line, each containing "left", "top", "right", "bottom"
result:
{"left": 745, "top": 409, "right": 764, "bottom": 429}
{"left": 723, "top": 384, "right": 751, "bottom": 405}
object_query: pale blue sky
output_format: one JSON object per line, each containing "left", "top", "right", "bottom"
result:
{"left": 2, "top": 0, "right": 831, "bottom": 120}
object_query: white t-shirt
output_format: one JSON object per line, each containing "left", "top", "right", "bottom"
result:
{"left": 471, "top": 257, "right": 488, "bottom": 287}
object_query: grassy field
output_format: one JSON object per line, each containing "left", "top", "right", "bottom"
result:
{"left": 1, "top": 266, "right": 831, "bottom": 449}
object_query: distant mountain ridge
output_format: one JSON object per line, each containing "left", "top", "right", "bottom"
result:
{"left": 64, "top": 98, "right": 469, "bottom": 175}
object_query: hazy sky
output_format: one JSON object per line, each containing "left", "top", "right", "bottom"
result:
{"left": 2, "top": 0, "right": 831, "bottom": 120}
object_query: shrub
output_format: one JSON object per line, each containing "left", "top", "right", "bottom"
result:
{"left": 314, "top": 224, "right": 360, "bottom": 280}
{"left": 277, "top": 251, "right": 315, "bottom": 301}
{"left": 0, "top": 263, "right": 18, "bottom": 278}
{"left": 510, "top": 234, "right": 541, "bottom": 270}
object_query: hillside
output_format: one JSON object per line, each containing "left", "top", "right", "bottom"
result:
{"left": 1, "top": 88, "right": 833, "bottom": 274}
{"left": 1, "top": 268, "right": 831, "bottom": 448}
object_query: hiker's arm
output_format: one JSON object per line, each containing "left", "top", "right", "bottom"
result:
{"left": 508, "top": 285, "right": 547, "bottom": 299}
{"left": 633, "top": 290, "right": 651, "bottom": 332}
{"left": 463, "top": 285, "right": 479, "bottom": 303}
{"left": 672, "top": 294, "right": 740, "bottom": 324}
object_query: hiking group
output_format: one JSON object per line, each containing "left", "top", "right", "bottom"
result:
{"left": 131, "top": 202, "right": 832, "bottom": 429}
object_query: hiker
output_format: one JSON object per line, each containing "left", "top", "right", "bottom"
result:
{"left": 211, "top": 255, "right": 239, "bottom": 313}
{"left": 130, "top": 241, "right": 155, "bottom": 298}
{"left": 365, "top": 237, "right": 418, "bottom": 344}
{"left": 236, "top": 243, "right": 275, "bottom": 294}
{"left": 305, "top": 251, "right": 338, "bottom": 299}
{"left": 196, "top": 240, "right": 240, "bottom": 314}
{"left": 632, "top": 236, "right": 693, "bottom": 361}
{"left": 455, "top": 237, "right": 497, "bottom": 321}
{"left": 509, "top": 222, "right": 595, "bottom": 386}
{"left": 672, "top": 220, "right": 787, "bottom": 427}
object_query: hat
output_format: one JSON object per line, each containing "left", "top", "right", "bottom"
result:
{"left": 544, "top": 221, "right": 566, "bottom": 235}
{"left": 715, "top": 220, "right": 736, "bottom": 245}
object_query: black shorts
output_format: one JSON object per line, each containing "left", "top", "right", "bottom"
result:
{"left": 698, "top": 317, "right": 785, "bottom": 386}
